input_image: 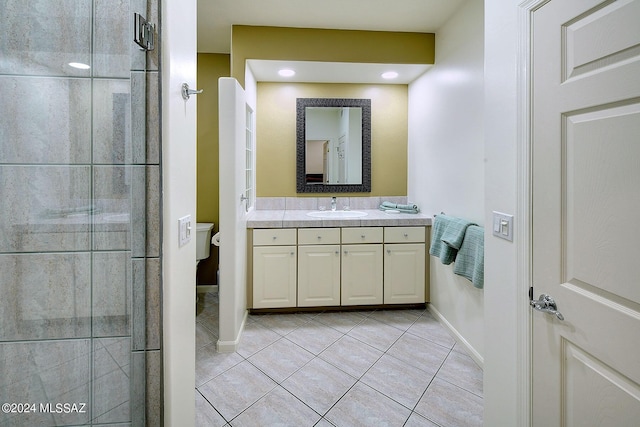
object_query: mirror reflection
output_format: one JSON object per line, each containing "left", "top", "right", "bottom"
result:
{"left": 305, "top": 106, "right": 362, "bottom": 185}
{"left": 297, "top": 98, "right": 371, "bottom": 193}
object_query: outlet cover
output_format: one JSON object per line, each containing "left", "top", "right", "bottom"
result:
{"left": 178, "top": 215, "right": 192, "bottom": 247}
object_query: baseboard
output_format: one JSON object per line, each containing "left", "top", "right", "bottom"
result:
{"left": 427, "top": 304, "right": 484, "bottom": 368}
{"left": 196, "top": 284, "right": 218, "bottom": 293}
{"left": 215, "top": 310, "right": 248, "bottom": 353}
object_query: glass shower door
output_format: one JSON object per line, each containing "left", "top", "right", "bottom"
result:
{"left": 0, "top": 1, "right": 152, "bottom": 425}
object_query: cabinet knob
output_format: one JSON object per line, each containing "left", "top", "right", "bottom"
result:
{"left": 335, "top": 251, "right": 339, "bottom": 255}
{"left": 317, "top": 236, "right": 322, "bottom": 240}
{"left": 387, "top": 249, "right": 391, "bottom": 254}
{"left": 344, "top": 250, "right": 348, "bottom": 255}
{"left": 290, "top": 251, "right": 295, "bottom": 256}
{"left": 361, "top": 235, "right": 366, "bottom": 239}
{"left": 403, "top": 233, "right": 408, "bottom": 238}
{"left": 272, "top": 236, "right": 277, "bottom": 240}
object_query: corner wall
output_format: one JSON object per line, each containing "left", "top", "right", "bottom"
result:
{"left": 407, "top": 0, "right": 485, "bottom": 361}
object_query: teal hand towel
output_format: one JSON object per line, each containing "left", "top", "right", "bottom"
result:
{"left": 453, "top": 225, "right": 485, "bottom": 288}
{"left": 429, "top": 214, "right": 458, "bottom": 264}
{"left": 379, "top": 201, "right": 420, "bottom": 214}
{"left": 441, "top": 217, "right": 477, "bottom": 250}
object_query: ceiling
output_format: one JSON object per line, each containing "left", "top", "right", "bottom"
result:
{"left": 197, "top": 0, "right": 467, "bottom": 83}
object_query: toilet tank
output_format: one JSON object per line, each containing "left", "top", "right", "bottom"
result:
{"left": 196, "top": 222, "right": 215, "bottom": 261}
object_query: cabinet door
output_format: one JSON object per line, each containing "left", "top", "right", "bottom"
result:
{"left": 341, "top": 244, "right": 383, "bottom": 305}
{"left": 384, "top": 243, "right": 425, "bottom": 304}
{"left": 298, "top": 245, "right": 341, "bottom": 307}
{"left": 253, "top": 246, "right": 296, "bottom": 308}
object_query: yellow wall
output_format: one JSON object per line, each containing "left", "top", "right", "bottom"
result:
{"left": 197, "top": 53, "right": 229, "bottom": 224}
{"left": 196, "top": 53, "right": 229, "bottom": 284}
{"left": 232, "top": 26, "right": 435, "bottom": 87}
{"left": 257, "top": 82, "right": 408, "bottom": 197}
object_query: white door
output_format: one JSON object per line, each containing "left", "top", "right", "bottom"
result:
{"left": 531, "top": 0, "right": 640, "bottom": 425}
{"left": 217, "top": 78, "right": 250, "bottom": 351}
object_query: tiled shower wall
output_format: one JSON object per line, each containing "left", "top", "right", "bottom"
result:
{"left": 0, "top": 1, "right": 162, "bottom": 425}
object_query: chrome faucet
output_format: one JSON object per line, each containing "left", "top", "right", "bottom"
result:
{"left": 331, "top": 197, "right": 337, "bottom": 211}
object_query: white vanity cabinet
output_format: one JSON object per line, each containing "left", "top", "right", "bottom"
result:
{"left": 383, "top": 227, "right": 426, "bottom": 304}
{"left": 252, "top": 229, "right": 297, "bottom": 308}
{"left": 341, "top": 227, "right": 384, "bottom": 305}
{"left": 249, "top": 225, "right": 428, "bottom": 309}
{"left": 297, "top": 228, "right": 341, "bottom": 307}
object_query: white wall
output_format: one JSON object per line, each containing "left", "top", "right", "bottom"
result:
{"left": 162, "top": 0, "right": 197, "bottom": 424}
{"left": 408, "top": 0, "right": 485, "bottom": 361}
{"left": 483, "top": 0, "right": 523, "bottom": 424}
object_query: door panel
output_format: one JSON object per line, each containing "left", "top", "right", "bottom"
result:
{"left": 532, "top": 0, "right": 640, "bottom": 425}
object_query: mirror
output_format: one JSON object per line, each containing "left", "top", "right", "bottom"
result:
{"left": 297, "top": 98, "right": 371, "bottom": 193}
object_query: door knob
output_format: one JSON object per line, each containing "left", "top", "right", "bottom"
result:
{"left": 530, "top": 293, "right": 564, "bottom": 320}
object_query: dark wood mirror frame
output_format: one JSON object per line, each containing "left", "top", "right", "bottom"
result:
{"left": 296, "top": 98, "right": 371, "bottom": 193}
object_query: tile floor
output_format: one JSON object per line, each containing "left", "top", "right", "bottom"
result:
{"left": 195, "top": 293, "right": 483, "bottom": 427}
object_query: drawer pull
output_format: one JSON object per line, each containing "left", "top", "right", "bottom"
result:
{"left": 361, "top": 235, "right": 366, "bottom": 239}
{"left": 387, "top": 249, "right": 391, "bottom": 254}
{"left": 403, "top": 233, "right": 408, "bottom": 237}
{"left": 272, "top": 236, "right": 277, "bottom": 240}
{"left": 317, "top": 236, "right": 322, "bottom": 240}
{"left": 335, "top": 251, "right": 339, "bottom": 255}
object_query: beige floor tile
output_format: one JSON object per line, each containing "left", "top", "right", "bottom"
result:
{"left": 281, "top": 358, "right": 356, "bottom": 415}
{"left": 231, "top": 386, "right": 320, "bottom": 426}
{"left": 319, "top": 335, "right": 383, "bottom": 378}
{"left": 285, "top": 321, "right": 343, "bottom": 355}
{"left": 436, "top": 351, "right": 483, "bottom": 397}
{"left": 195, "top": 390, "right": 227, "bottom": 427}
{"left": 325, "top": 382, "right": 411, "bottom": 427}
{"left": 386, "top": 333, "right": 449, "bottom": 375}
{"left": 346, "top": 318, "right": 404, "bottom": 351}
{"left": 248, "top": 338, "right": 314, "bottom": 382}
{"left": 414, "top": 378, "right": 483, "bottom": 427}
{"left": 198, "top": 361, "right": 277, "bottom": 420}
{"left": 360, "top": 354, "right": 434, "bottom": 409}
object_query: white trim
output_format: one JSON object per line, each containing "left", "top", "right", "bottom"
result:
{"left": 517, "top": 0, "right": 550, "bottom": 425}
{"left": 216, "top": 309, "right": 248, "bottom": 353}
{"left": 428, "top": 304, "right": 484, "bottom": 368}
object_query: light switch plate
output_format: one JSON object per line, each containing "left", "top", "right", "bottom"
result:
{"left": 492, "top": 211, "right": 514, "bottom": 242}
{"left": 178, "top": 215, "right": 192, "bottom": 247}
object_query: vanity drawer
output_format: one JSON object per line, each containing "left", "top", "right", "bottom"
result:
{"left": 298, "top": 228, "right": 340, "bottom": 245}
{"left": 341, "top": 227, "right": 383, "bottom": 244}
{"left": 253, "top": 228, "right": 297, "bottom": 246}
{"left": 384, "top": 226, "right": 425, "bottom": 243}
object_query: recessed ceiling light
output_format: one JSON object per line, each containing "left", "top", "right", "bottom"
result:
{"left": 381, "top": 71, "right": 399, "bottom": 79}
{"left": 278, "top": 68, "right": 295, "bottom": 77}
{"left": 69, "top": 62, "right": 90, "bottom": 70}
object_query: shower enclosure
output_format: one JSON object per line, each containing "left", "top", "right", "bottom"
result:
{"left": 0, "top": 1, "right": 162, "bottom": 425}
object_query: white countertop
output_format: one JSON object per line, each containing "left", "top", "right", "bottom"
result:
{"left": 247, "top": 209, "right": 432, "bottom": 228}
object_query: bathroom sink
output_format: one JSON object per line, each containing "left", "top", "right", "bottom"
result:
{"left": 306, "top": 210, "right": 368, "bottom": 218}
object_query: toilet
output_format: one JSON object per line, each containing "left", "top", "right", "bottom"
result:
{"left": 196, "top": 222, "right": 215, "bottom": 266}
{"left": 196, "top": 222, "right": 218, "bottom": 294}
